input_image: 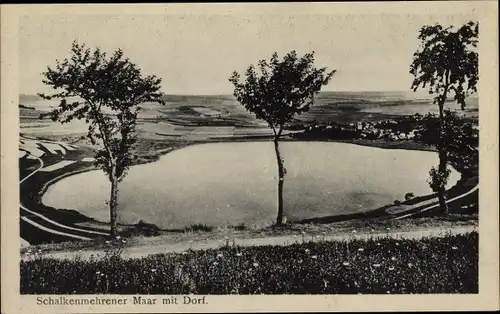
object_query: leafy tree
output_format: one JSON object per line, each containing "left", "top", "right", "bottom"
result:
{"left": 410, "top": 21, "right": 478, "bottom": 214}
{"left": 229, "top": 51, "right": 335, "bottom": 225}
{"left": 39, "top": 41, "right": 164, "bottom": 237}
{"left": 416, "top": 111, "right": 478, "bottom": 174}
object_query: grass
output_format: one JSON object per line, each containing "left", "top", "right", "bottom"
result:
{"left": 20, "top": 215, "right": 477, "bottom": 255}
{"left": 20, "top": 232, "right": 478, "bottom": 294}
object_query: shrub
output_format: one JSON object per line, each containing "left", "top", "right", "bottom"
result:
{"left": 185, "top": 224, "right": 215, "bottom": 232}
{"left": 122, "top": 220, "right": 161, "bottom": 237}
{"left": 405, "top": 193, "right": 415, "bottom": 201}
{"left": 234, "top": 223, "right": 247, "bottom": 231}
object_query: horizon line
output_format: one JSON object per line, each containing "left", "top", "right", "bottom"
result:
{"left": 20, "top": 89, "right": 427, "bottom": 98}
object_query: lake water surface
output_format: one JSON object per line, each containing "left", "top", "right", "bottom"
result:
{"left": 42, "top": 141, "right": 460, "bottom": 229}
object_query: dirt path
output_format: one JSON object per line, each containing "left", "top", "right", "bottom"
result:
{"left": 30, "top": 225, "right": 477, "bottom": 261}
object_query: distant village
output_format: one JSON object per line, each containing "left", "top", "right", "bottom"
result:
{"left": 295, "top": 113, "right": 478, "bottom": 142}
{"left": 318, "top": 120, "right": 418, "bottom": 141}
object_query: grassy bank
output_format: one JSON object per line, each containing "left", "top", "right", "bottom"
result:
{"left": 22, "top": 214, "right": 477, "bottom": 257}
{"left": 21, "top": 232, "right": 478, "bottom": 294}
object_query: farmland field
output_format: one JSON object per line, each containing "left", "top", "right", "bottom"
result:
{"left": 19, "top": 91, "right": 478, "bottom": 138}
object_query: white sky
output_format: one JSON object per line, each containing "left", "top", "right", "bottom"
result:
{"left": 19, "top": 13, "right": 476, "bottom": 95}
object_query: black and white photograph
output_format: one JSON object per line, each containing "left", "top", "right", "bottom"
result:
{"left": 1, "top": 2, "right": 499, "bottom": 313}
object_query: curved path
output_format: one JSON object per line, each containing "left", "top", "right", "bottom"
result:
{"left": 391, "top": 182, "right": 478, "bottom": 220}
{"left": 20, "top": 148, "right": 109, "bottom": 244}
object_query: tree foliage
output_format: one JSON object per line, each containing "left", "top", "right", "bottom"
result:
{"left": 410, "top": 21, "right": 478, "bottom": 110}
{"left": 229, "top": 50, "right": 334, "bottom": 225}
{"left": 410, "top": 21, "right": 479, "bottom": 214}
{"left": 415, "top": 111, "right": 479, "bottom": 173}
{"left": 39, "top": 41, "right": 164, "bottom": 182}
{"left": 229, "top": 51, "right": 335, "bottom": 135}
{"left": 428, "top": 165, "right": 453, "bottom": 193}
{"left": 39, "top": 41, "right": 165, "bottom": 235}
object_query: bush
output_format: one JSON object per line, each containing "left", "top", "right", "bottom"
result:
{"left": 20, "top": 232, "right": 478, "bottom": 294}
{"left": 121, "top": 221, "right": 161, "bottom": 238}
{"left": 234, "top": 223, "right": 247, "bottom": 231}
{"left": 405, "top": 193, "right": 415, "bottom": 201}
{"left": 184, "top": 224, "right": 215, "bottom": 232}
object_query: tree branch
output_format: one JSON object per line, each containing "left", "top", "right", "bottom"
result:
{"left": 83, "top": 97, "right": 115, "bottom": 169}
{"left": 277, "top": 125, "right": 284, "bottom": 137}
{"left": 270, "top": 124, "right": 277, "bottom": 137}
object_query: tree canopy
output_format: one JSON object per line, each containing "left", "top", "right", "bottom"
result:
{"left": 410, "top": 21, "right": 478, "bottom": 110}
{"left": 229, "top": 50, "right": 334, "bottom": 225}
{"left": 415, "top": 111, "right": 479, "bottom": 173}
{"left": 39, "top": 41, "right": 164, "bottom": 182}
{"left": 410, "top": 21, "right": 479, "bottom": 214}
{"left": 229, "top": 50, "right": 335, "bottom": 136}
{"left": 39, "top": 41, "right": 165, "bottom": 236}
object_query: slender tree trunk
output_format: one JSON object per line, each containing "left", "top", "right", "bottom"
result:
{"left": 109, "top": 171, "right": 119, "bottom": 237}
{"left": 273, "top": 137, "right": 285, "bottom": 226}
{"left": 437, "top": 102, "right": 449, "bottom": 215}
{"left": 437, "top": 147, "right": 449, "bottom": 215}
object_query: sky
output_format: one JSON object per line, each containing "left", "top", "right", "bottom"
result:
{"left": 19, "top": 13, "right": 476, "bottom": 95}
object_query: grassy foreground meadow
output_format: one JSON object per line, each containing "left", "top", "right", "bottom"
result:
{"left": 21, "top": 232, "right": 478, "bottom": 294}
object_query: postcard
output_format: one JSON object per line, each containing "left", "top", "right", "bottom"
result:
{"left": 1, "top": 2, "right": 498, "bottom": 313}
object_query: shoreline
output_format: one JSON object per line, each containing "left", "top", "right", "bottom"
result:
{"left": 36, "top": 134, "right": 438, "bottom": 206}
{"left": 29, "top": 134, "right": 472, "bottom": 234}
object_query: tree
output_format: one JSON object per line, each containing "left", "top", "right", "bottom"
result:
{"left": 229, "top": 51, "right": 335, "bottom": 225}
{"left": 39, "top": 41, "right": 165, "bottom": 237}
{"left": 416, "top": 111, "right": 479, "bottom": 174}
{"left": 409, "top": 21, "right": 478, "bottom": 214}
